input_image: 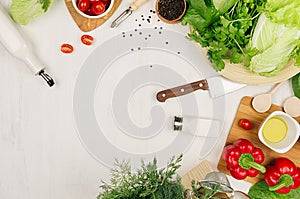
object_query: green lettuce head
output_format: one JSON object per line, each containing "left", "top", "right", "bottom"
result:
{"left": 10, "top": 0, "right": 54, "bottom": 25}
{"left": 264, "top": 0, "right": 300, "bottom": 29}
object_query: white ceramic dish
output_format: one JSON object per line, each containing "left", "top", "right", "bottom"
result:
{"left": 72, "top": 0, "right": 114, "bottom": 19}
{"left": 258, "top": 111, "right": 300, "bottom": 153}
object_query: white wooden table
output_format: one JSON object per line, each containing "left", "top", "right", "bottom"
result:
{"left": 0, "top": 0, "right": 294, "bottom": 198}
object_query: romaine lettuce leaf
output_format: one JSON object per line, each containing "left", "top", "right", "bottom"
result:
{"left": 250, "top": 14, "right": 281, "bottom": 51}
{"left": 249, "top": 14, "right": 300, "bottom": 76}
{"left": 264, "top": 0, "right": 300, "bottom": 29}
{"left": 10, "top": 0, "right": 54, "bottom": 25}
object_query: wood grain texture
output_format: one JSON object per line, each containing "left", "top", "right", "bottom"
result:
{"left": 181, "top": 160, "right": 214, "bottom": 189}
{"left": 219, "top": 59, "right": 300, "bottom": 86}
{"left": 156, "top": 79, "right": 209, "bottom": 102}
{"left": 217, "top": 96, "right": 300, "bottom": 184}
{"left": 64, "top": 0, "right": 122, "bottom": 32}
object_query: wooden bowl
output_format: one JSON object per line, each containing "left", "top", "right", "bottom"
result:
{"left": 155, "top": 0, "right": 186, "bottom": 24}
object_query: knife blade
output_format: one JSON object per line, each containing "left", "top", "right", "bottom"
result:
{"left": 156, "top": 76, "right": 246, "bottom": 102}
{"left": 111, "top": 0, "right": 149, "bottom": 28}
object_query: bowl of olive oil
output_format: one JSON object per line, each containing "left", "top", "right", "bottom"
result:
{"left": 258, "top": 111, "right": 300, "bottom": 153}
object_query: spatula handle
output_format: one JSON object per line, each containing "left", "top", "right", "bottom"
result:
{"left": 269, "top": 81, "right": 284, "bottom": 95}
{"left": 130, "top": 0, "right": 148, "bottom": 10}
{"left": 156, "top": 79, "right": 209, "bottom": 102}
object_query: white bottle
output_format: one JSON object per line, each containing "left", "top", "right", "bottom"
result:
{"left": 0, "top": 4, "right": 54, "bottom": 87}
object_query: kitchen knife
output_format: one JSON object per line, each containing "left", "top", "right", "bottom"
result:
{"left": 111, "top": 0, "right": 149, "bottom": 28}
{"left": 156, "top": 76, "right": 246, "bottom": 102}
{"left": 0, "top": 4, "right": 54, "bottom": 87}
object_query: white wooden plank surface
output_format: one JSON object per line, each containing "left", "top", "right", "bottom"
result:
{"left": 0, "top": 0, "right": 294, "bottom": 198}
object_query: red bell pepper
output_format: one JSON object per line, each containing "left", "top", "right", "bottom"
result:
{"left": 265, "top": 157, "right": 300, "bottom": 194}
{"left": 222, "top": 138, "right": 266, "bottom": 180}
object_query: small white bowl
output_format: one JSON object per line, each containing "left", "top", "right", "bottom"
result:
{"left": 72, "top": 0, "right": 114, "bottom": 19}
{"left": 258, "top": 111, "right": 300, "bottom": 153}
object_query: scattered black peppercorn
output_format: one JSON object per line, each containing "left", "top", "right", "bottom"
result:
{"left": 157, "top": 0, "right": 185, "bottom": 21}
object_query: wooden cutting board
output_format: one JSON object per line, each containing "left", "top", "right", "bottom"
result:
{"left": 181, "top": 160, "right": 214, "bottom": 189}
{"left": 217, "top": 96, "right": 300, "bottom": 184}
{"left": 64, "top": 0, "right": 122, "bottom": 32}
{"left": 181, "top": 161, "right": 234, "bottom": 198}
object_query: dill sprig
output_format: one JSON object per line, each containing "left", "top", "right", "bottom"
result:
{"left": 98, "top": 154, "right": 185, "bottom": 199}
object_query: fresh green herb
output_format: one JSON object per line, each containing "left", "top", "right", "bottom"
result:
{"left": 182, "top": 0, "right": 300, "bottom": 76}
{"left": 292, "top": 73, "right": 300, "bottom": 99}
{"left": 248, "top": 181, "right": 300, "bottom": 199}
{"left": 181, "top": 0, "right": 266, "bottom": 71}
{"left": 10, "top": 0, "right": 54, "bottom": 25}
{"left": 98, "top": 154, "right": 185, "bottom": 199}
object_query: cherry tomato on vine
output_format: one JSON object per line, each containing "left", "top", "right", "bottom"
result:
{"left": 61, "top": 43, "right": 74, "bottom": 54}
{"left": 81, "top": 35, "right": 94, "bottom": 46}
{"left": 77, "top": 0, "right": 90, "bottom": 12}
{"left": 239, "top": 119, "right": 253, "bottom": 130}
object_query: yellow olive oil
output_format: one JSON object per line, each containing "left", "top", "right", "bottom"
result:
{"left": 262, "top": 117, "right": 288, "bottom": 143}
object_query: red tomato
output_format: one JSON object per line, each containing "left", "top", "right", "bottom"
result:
{"left": 239, "top": 119, "right": 253, "bottom": 130}
{"left": 89, "top": 0, "right": 101, "bottom": 3}
{"left": 81, "top": 34, "right": 94, "bottom": 45}
{"left": 90, "top": 2, "right": 106, "bottom": 15}
{"left": 61, "top": 43, "right": 74, "bottom": 54}
{"left": 101, "top": 0, "right": 110, "bottom": 7}
{"left": 77, "top": 0, "right": 90, "bottom": 12}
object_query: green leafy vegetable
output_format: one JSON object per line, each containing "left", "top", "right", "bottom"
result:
{"left": 98, "top": 155, "right": 185, "bottom": 199}
{"left": 293, "top": 42, "right": 300, "bottom": 66}
{"left": 212, "top": 0, "right": 239, "bottom": 14}
{"left": 181, "top": 0, "right": 265, "bottom": 71}
{"left": 248, "top": 181, "right": 300, "bottom": 199}
{"left": 10, "top": 0, "right": 54, "bottom": 25}
{"left": 249, "top": 14, "right": 300, "bottom": 76}
{"left": 181, "top": 0, "right": 219, "bottom": 31}
{"left": 264, "top": 0, "right": 300, "bottom": 29}
{"left": 249, "top": 13, "right": 280, "bottom": 51}
{"left": 181, "top": 0, "right": 300, "bottom": 76}
{"left": 292, "top": 73, "right": 300, "bottom": 99}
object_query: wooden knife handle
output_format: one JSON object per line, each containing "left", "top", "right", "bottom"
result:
{"left": 156, "top": 79, "right": 209, "bottom": 102}
{"left": 130, "top": 0, "right": 148, "bottom": 10}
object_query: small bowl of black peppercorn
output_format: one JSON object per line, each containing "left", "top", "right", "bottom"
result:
{"left": 155, "top": 0, "right": 186, "bottom": 24}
